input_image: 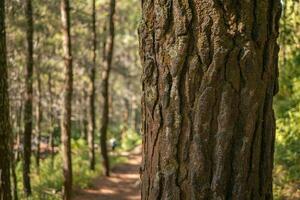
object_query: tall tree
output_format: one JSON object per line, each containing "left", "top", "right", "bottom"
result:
{"left": 60, "top": 0, "right": 73, "bottom": 199}
{"left": 88, "top": 0, "right": 96, "bottom": 170}
{"left": 35, "top": 67, "right": 42, "bottom": 170}
{"left": 10, "top": 103, "right": 20, "bottom": 200}
{"left": 0, "top": 0, "right": 12, "bottom": 199}
{"left": 47, "top": 72, "right": 55, "bottom": 165}
{"left": 23, "top": 0, "right": 34, "bottom": 196}
{"left": 81, "top": 90, "right": 88, "bottom": 140}
{"left": 139, "top": 0, "right": 281, "bottom": 199}
{"left": 100, "top": 0, "right": 115, "bottom": 177}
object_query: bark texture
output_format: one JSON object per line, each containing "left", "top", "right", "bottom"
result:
{"left": 23, "top": 0, "right": 34, "bottom": 196}
{"left": 100, "top": 0, "right": 115, "bottom": 177}
{"left": 139, "top": 0, "right": 281, "bottom": 199}
{"left": 0, "top": 0, "right": 12, "bottom": 199}
{"left": 60, "top": 0, "right": 73, "bottom": 199}
{"left": 88, "top": 0, "right": 97, "bottom": 171}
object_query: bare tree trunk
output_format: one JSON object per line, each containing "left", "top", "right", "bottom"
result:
{"left": 0, "top": 1, "right": 12, "bottom": 198}
{"left": 60, "top": 0, "right": 73, "bottom": 199}
{"left": 35, "top": 68, "right": 42, "bottom": 170}
{"left": 23, "top": 0, "right": 34, "bottom": 196}
{"left": 139, "top": 0, "right": 281, "bottom": 199}
{"left": 81, "top": 90, "right": 88, "bottom": 140}
{"left": 15, "top": 101, "right": 22, "bottom": 162}
{"left": 10, "top": 155, "right": 18, "bottom": 200}
{"left": 133, "top": 108, "right": 140, "bottom": 134}
{"left": 88, "top": 0, "right": 97, "bottom": 170}
{"left": 11, "top": 102, "right": 22, "bottom": 200}
{"left": 100, "top": 0, "right": 115, "bottom": 177}
{"left": 48, "top": 73, "right": 55, "bottom": 165}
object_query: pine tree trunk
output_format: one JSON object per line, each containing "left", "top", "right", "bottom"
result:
{"left": 100, "top": 0, "right": 115, "bottom": 177}
{"left": 35, "top": 69, "right": 42, "bottom": 170}
{"left": 139, "top": 0, "right": 281, "bottom": 199}
{"left": 11, "top": 103, "right": 21, "bottom": 200}
{"left": 11, "top": 145, "right": 18, "bottom": 200}
{"left": 47, "top": 73, "right": 55, "bottom": 165}
{"left": 0, "top": 1, "right": 12, "bottom": 199}
{"left": 23, "top": 0, "right": 34, "bottom": 196}
{"left": 60, "top": 0, "right": 73, "bottom": 199}
{"left": 82, "top": 90, "right": 88, "bottom": 140}
{"left": 88, "top": 0, "right": 97, "bottom": 171}
{"left": 10, "top": 103, "right": 19, "bottom": 200}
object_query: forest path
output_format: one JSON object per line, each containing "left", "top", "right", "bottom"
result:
{"left": 73, "top": 147, "right": 141, "bottom": 200}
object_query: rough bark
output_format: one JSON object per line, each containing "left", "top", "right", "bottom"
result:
{"left": 88, "top": 0, "right": 97, "bottom": 171}
{"left": 0, "top": 0, "right": 12, "bottom": 199}
{"left": 100, "top": 0, "right": 115, "bottom": 177}
{"left": 23, "top": 0, "right": 34, "bottom": 196}
{"left": 139, "top": 0, "right": 281, "bottom": 199}
{"left": 60, "top": 0, "right": 73, "bottom": 199}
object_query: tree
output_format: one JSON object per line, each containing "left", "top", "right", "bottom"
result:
{"left": 139, "top": 0, "right": 282, "bottom": 199}
{"left": 88, "top": 0, "right": 96, "bottom": 170}
{"left": 47, "top": 72, "right": 55, "bottom": 165}
{"left": 23, "top": 0, "right": 34, "bottom": 196}
{"left": 100, "top": 0, "right": 115, "bottom": 177}
{"left": 0, "top": 0, "right": 12, "bottom": 199}
{"left": 60, "top": 0, "right": 73, "bottom": 199}
{"left": 35, "top": 66, "right": 42, "bottom": 170}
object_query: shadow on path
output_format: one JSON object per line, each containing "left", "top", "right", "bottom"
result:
{"left": 73, "top": 148, "right": 141, "bottom": 200}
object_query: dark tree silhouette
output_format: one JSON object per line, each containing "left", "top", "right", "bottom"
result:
{"left": 88, "top": 0, "right": 97, "bottom": 171}
{"left": 0, "top": 0, "right": 12, "bottom": 199}
{"left": 100, "top": 0, "right": 115, "bottom": 177}
{"left": 23, "top": 0, "right": 34, "bottom": 196}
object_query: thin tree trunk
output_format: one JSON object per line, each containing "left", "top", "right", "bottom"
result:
{"left": 82, "top": 90, "right": 88, "bottom": 140}
{"left": 0, "top": 0, "right": 12, "bottom": 198}
{"left": 60, "top": 0, "right": 73, "bottom": 199}
{"left": 23, "top": 0, "right": 34, "bottom": 196}
{"left": 35, "top": 68, "right": 42, "bottom": 170}
{"left": 15, "top": 102, "right": 23, "bottom": 162}
{"left": 100, "top": 0, "right": 115, "bottom": 177}
{"left": 10, "top": 155, "right": 18, "bottom": 200}
{"left": 133, "top": 108, "right": 140, "bottom": 134}
{"left": 139, "top": 0, "right": 281, "bottom": 199}
{"left": 88, "top": 0, "right": 97, "bottom": 170}
{"left": 11, "top": 102, "right": 22, "bottom": 200}
{"left": 11, "top": 104, "right": 20, "bottom": 200}
{"left": 48, "top": 73, "right": 55, "bottom": 165}
{"left": 281, "top": 0, "right": 287, "bottom": 66}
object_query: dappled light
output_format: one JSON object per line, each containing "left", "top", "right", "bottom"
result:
{"left": 0, "top": 0, "right": 299, "bottom": 200}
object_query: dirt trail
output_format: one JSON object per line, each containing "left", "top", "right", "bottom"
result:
{"left": 73, "top": 148, "right": 141, "bottom": 200}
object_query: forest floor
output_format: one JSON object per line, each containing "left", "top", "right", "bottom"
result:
{"left": 73, "top": 147, "right": 141, "bottom": 200}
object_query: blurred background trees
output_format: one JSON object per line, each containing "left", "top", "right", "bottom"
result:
{"left": 5, "top": 0, "right": 141, "bottom": 199}
{"left": 274, "top": 0, "right": 300, "bottom": 199}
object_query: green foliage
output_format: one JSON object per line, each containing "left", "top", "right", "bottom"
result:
{"left": 120, "top": 128, "right": 142, "bottom": 151}
{"left": 274, "top": 1, "right": 300, "bottom": 199}
{"left": 274, "top": 107, "right": 300, "bottom": 200}
{"left": 15, "top": 138, "right": 126, "bottom": 200}
{"left": 276, "top": 109, "right": 300, "bottom": 177}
